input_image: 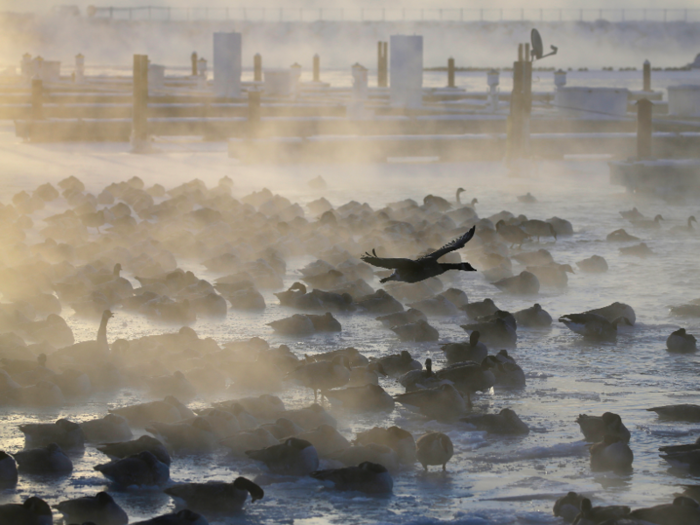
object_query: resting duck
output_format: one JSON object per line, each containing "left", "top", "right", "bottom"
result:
{"left": 354, "top": 426, "right": 416, "bottom": 465}
{"left": 435, "top": 358, "right": 496, "bottom": 408}
{"left": 670, "top": 215, "right": 698, "bottom": 233}
{"left": 399, "top": 358, "right": 438, "bottom": 391}
{"left": 130, "top": 509, "right": 208, "bottom": 525}
{"left": 361, "top": 227, "right": 476, "bottom": 284}
{"left": 0, "top": 497, "right": 52, "bottom": 525}
{"left": 94, "top": 450, "right": 170, "bottom": 487}
{"left": 667, "top": 328, "right": 697, "bottom": 353}
{"left": 19, "top": 418, "right": 85, "bottom": 449}
{"left": 0, "top": 451, "right": 17, "bottom": 488}
{"left": 416, "top": 432, "right": 454, "bottom": 471}
{"left": 461, "top": 298, "right": 499, "bottom": 319}
{"left": 513, "top": 303, "right": 552, "bottom": 327}
{"left": 630, "top": 496, "right": 700, "bottom": 525}
{"left": 461, "top": 408, "right": 529, "bottom": 435}
{"left": 295, "top": 425, "right": 350, "bottom": 457}
{"left": 245, "top": 437, "right": 319, "bottom": 476}
{"left": 96, "top": 435, "right": 171, "bottom": 466}
{"left": 391, "top": 319, "right": 439, "bottom": 342}
{"left": 576, "top": 255, "right": 608, "bottom": 273}
{"left": 14, "top": 443, "right": 73, "bottom": 474}
{"left": 287, "top": 356, "right": 351, "bottom": 403}
{"left": 54, "top": 491, "right": 128, "bottom": 525}
{"left": 492, "top": 271, "right": 540, "bottom": 295}
{"left": 312, "top": 462, "right": 393, "bottom": 494}
{"left": 164, "top": 476, "right": 264, "bottom": 513}
{"left": 376, "top": 308, "right": 426, "bottom": 328}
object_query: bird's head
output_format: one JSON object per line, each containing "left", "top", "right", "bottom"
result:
{"left": 459, "top": 262, "right": 477, "bottom": 272}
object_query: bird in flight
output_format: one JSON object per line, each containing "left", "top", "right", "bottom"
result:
{"left": 361, "top": 226, "right": 477, "bottom": 284}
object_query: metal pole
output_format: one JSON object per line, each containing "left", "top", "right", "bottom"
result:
{"left": 254, "top": 53, "right": 262, "bottom": 82}
{"left": 643, "top": 60, "right": 651, "bottom": 91}
{"left": 313, "top": 54, "right": 320, "bottom": 83}
{"left": 132, "top": 54, "right": 148, "bottom": 147}
{"left": 447, "top": 57, "right": 455, "bottom": 88}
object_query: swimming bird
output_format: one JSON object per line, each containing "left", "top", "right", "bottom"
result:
{"left": 109, "top": 396, "right": 194, "bottom": 427}
{"left": 51, "top": 309, "right": 113, "bottom": 366}
{"left": 553, "top": 492, "right": 586, "bottom": 523}
{"left": 526, "top": 263, "right": 573, "bottom": 289}
{"left": 221, "top": 428, "right": 279, "bottom": 457}
{"left": 630, "top": 496, "right": 700, "bottom": 525}
{"left": 589, "top": 434, "right": 633, "bottom": 472}
{"left": 461, "top": 317, "right": 516, "bottom": 349}
{"left": 94, "top": 450, "right": 170, "bottom": 487}
{"left": 164, "top": 477, "right": 264, "bottom": 513}
{"left": 576, "top": 412, "right": 630, "bottom": 443}
{"left": 487, "top": 352, "right": 526, "bottom": 388}
{"left": 571, "top": 498, "right": 631, "bottom": 525}
{"left": 517, "top": 192, "right": 537, "bottom": 203}
{"left": 130, "top": 509, "right": 209, "bottom": 525}
{"left": 0, "top": 497, "right": 52, "bottom": 525}
{"left": 416, "top": 432, "right": 454, "bottom": 471}
{"left": 584, "top": 302, "right": 636, "bottom": 325}
{"left": 245, "top": 437, "right": 319, "bottom": 476}
{"left": 559, "top": 313, "right": 632, "bottom": 341}
{"left": 312, "top": 461, "right": 393, "bottom": 494}
{"left": 647, "top": 404, "right": 700, "bottom": 422}
{"left": 606, "top": 229, "right": 639, "bottom": 242}
{"left": 14, "top": 443, "right": 73, "bottom": 473}
{"left": 360, "top": 226, "right": 476, "bottom": 284}
{"left": 0, "top": 451, "right": 17, "bottom": 488}
{"left": 670, "top": 215, "right": 698, "bottom": 233}
{"left": 376, "top": 308, "right": 426, "bottom": 328}
{"left": 461, "top": 408, "right": 529, "bottom": 435}
{"left": 295, "top": 424, "right": 351, "bottom": 457}
{"left": 631, "top": 213, "right": 664, "bottom": 229}
{"left": 620, "top": 207, "right": 644, "bottom": 221}
{"left": 441, "top": 331, "right": 488, "bottom": 364}
{"left": 332, "top": 444, "right": 400, "bottom": 471}
{"left": 54, "top": 491, "right": 128, "bottom": 525}
{"left": 667, "top": 328, "right": 697, "bottom": 353}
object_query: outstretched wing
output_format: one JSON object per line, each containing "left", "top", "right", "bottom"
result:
{"left": 360, "top": 251, "right": 416, "bottom": 271}
{"left": 419, "top": 226, "right": 476, "bottom": 261}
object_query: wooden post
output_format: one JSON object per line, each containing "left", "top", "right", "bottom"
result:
{"left": 132, "top": 54, "right": 149, "bottom": 148}
{"left": 507, "top": 43, "right": 533, "bottom": 164}
{"left": 643, "top": 59, "right": 651, "bottom": 92}
{"left": 447, "top": 57, "right": 455, "bottom": 88}
{"left": 313, "top": 54, "right": 320, "bottom": 82}
{"left": 31, "top": 78, "right": 43, "bottom": 120}
{"left": 191, "top": 52, "right": 198, "bottom": 76}
{"left": 254, "top": 53, "right": 262, "bottom": 82}
{"left": 248, "top": 90, "right": 261, "bottom": 138}
{"left": 637, "top": 98, "right": 652, "bottom": 159}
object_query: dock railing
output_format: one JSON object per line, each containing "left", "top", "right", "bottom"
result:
{"left": 88, "top": 7, "right": 700, "bottom": 23}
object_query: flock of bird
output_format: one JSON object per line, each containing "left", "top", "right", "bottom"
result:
{"left": 0, "top": 176, "right": 698, "bottom": 524}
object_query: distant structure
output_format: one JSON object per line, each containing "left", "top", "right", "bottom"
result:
{"left": 690, "top": 53, "right": 700, "bottom": 69}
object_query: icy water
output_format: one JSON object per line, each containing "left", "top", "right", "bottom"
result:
{"left": 2, "top": 140, "right": 700, "bottom": 524}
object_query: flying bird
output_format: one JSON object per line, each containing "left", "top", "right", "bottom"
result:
{"left": 361, "top": 226, "right": 477, "bottom": 284}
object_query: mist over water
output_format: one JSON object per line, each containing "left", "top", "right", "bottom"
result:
{"left": 1, "top": 0, "right": 700, "bottom": 522}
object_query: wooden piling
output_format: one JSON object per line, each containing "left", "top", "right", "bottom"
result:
{"left": 637, "top": 98, "right": 652, "bottom": 159}
{"left": 248, "top": 90, "right": 261, "bottom": 138}
{"left": 378, "top": 41, "right": 388, "bottom": 88}
{"left": 31, "top": 78, "right": 43, "bottom": 120}
{"left": 447, "top": 57, "right": 455, "bottom": 88}
{"left": 132, "top": 54, "right": 148, "bottom": 147}
{"left": 507, "top": 43, "right": 533, "bottom": 163}
{"left": 254, "top": 53, "right": 262, "bottom": 82}
{"left": 313, "top": 54, "right": 320, "bottom": 82}
{"left": 643, "top": 60, "right": 651, "bottom": 92}
{"left": 191, "top": 52, "right": 198, "bottom": 76}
